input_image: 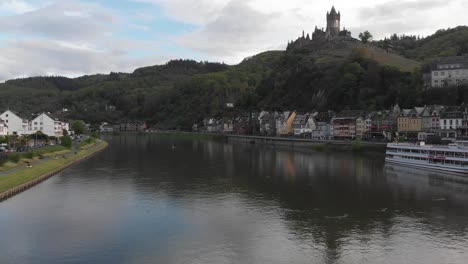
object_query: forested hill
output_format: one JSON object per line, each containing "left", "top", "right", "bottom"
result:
{"left": 0, "top": 27, "right": 467, "bottom": 129}
{"left": 374, "top": 26, "right": 468, "bottom": 61}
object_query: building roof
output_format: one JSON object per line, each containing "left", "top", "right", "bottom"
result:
{"left": 292, "top": 114, "right": 308, "bottom": 125}
{"left": 32, "top": 112, "right": 58, "bottom": 121}
{"left": 429, "top": 55, "right": 468, "bottom": 69}
{"left": 258, "top": 111, "right": 271, "bottom": 121}
{"left": 440, "top": 106, "right": 463, "bottom": 119}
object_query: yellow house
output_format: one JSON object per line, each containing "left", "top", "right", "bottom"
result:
{"left": 398, "top": 109, "right": 422, "bottom": 132}
{"left": 286, "top": 111, "right": 297, "bottom": 135}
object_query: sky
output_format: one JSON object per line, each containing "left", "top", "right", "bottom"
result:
{"left": 0, "top": 0, "right": 466, "bottom": 80}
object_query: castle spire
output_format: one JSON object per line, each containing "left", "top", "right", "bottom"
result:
{"left": 330, "top": 6, "right": 337, "bottom": 15}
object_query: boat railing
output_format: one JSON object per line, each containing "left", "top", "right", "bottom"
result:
{"left": 387, "top": 142, "right": 468, "bottom": 150}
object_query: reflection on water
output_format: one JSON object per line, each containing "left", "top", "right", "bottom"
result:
{"left": 0, "top": 134, "right": 468, "bottom": 264}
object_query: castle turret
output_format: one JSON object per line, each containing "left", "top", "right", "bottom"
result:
{"left": 326, "top": 6, "right": 340, "bottom": 39}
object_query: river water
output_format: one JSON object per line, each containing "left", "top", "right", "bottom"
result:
{"left": 1, "top": 135, "right": 468, "bottom": 264}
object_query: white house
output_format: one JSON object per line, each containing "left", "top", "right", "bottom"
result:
{"left": 439, "top": 110, "right": 463, "bottom": 130}
{"left": 0, "top": 110, "right": 30, "bottom": 135}
{"left": 61, "top": 122, "right": 70, "bottom": 134}
{"left": 293, "top": 114, "right": 316, "bottom": 136}
{"left": 430, "top": 56, "right": 468, "bottom": 88}
{"left": 31, "top": 112, "right": 66, "bottom": 137}
{"left": 0, "top": 118, "right": 8, "bottom": 136}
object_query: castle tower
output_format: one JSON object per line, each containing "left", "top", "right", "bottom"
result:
{"left": 326, "top": 6, "right": 340, "bottom": 39}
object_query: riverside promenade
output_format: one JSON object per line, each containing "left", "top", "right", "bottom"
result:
{"left": 0, "top": 140, "right": 108, "bottom": 202}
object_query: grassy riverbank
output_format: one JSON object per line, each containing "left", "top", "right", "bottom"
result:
{"left": 0, "top": 145, "right": 70, "bottom": 173}
{"left": 0, "top": 140, "right": 108, "bottom": 194}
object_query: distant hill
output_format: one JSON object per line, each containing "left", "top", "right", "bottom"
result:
{"left": 0, "top": 27, "right": 466, "bottom": 129}
{"left": 374, "top": 26, "right": 468, "bottom": 61}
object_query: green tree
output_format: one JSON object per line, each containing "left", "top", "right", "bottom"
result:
{"left": 359, "top": 31, "right": 373, "bottom": 43}
{"left": 71, "top": 120, "right": 86, "bottom": 135}
{"left": 91, "top": 131, "right": 99, "bottom": 138}
{"left": 60, "top": 136, "right": 72, "bottom": 149}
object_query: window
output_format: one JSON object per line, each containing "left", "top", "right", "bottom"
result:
{"left": 444, "top": 120, "right": 447, "bottom": 125}
{"left": 34, "top": 122, "right": 37, "bottom": 125}
{"left": 6, "top": 114, "right": 8, "bottom": 117}
{"left": 441, "top": 71, "right": 446, "bottom": 76}
{"left": 434, "top": 72, "right": 439, "bottom": 76}
{"left": 40, "top": 122, "right": 43, "bottom": 125}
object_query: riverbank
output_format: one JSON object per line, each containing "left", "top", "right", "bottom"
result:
{"left": 226, "top": 134, "right": 387, "bottom": 152}
{"left": 0, "top": 140, "right": 108, "bottom": 201}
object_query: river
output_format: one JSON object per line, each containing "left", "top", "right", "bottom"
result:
{"left": 1, "top": 134, "right": 468, "bottom": 264}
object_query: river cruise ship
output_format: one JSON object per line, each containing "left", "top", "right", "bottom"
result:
{"left": 385, "top": 141, "right": 468, "bottom": 174}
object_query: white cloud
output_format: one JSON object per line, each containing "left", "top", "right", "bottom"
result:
{"left": 0, "top": 1, "right": 116, "bottom": 41}
{"left": 0, "top": 0, "right": 35, "bottom": 14}
{"left": 135, "top": 0, "right": 229, "bottom": 24}
{"left": 0, "top": 38, "right": 167, "bottom": 80}
{"left": 0, "top": 0, "right": 167, "bottom": 81}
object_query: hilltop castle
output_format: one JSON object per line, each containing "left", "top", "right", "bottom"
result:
{"left": 287, "top": 6, "right": 352, "bottom": 50}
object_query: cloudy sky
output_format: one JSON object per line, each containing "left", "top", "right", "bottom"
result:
{"left": 0, "top": 0, "right": 465, "bottom": 80}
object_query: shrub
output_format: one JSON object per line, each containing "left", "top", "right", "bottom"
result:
{"left": 0, "top": 154, "right": 8, "bottom": 166}
{"left": 80, "top": 137, "right": 95, "bottom": 147}
{"left": 60, "top": 136, "right": 72, "bottom": 149}
{"left": 24, "top": 152, "right": 34, "bottom": 159}
{"left": 91, "top": 131, "right": 99, "bottom": 139}
{"left": 8, "top": 153, "right": 21, "bottom": 163}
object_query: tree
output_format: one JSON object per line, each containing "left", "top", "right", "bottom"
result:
{"left": 71, "top": 120, "right": 86, "bottom": 135}
{"left": 60, "top": 136, "right": 72, "bottom": 149}
{"left": 359, "top": 31, "right": 373, "bottom": 43}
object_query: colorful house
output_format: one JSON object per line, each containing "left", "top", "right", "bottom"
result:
{"left": 332, "top": 110, "right": 365, "bottom": 139}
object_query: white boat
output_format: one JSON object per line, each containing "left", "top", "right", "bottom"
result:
{"left": 385, "top": 141, "right": 468, "bottom": 174}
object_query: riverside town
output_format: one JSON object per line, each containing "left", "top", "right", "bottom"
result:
{"left": 192, "top": 104, "right": 468, "bottom": 142}
{"left": 2, "top": 3, "right": 468, "bottom": 264}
